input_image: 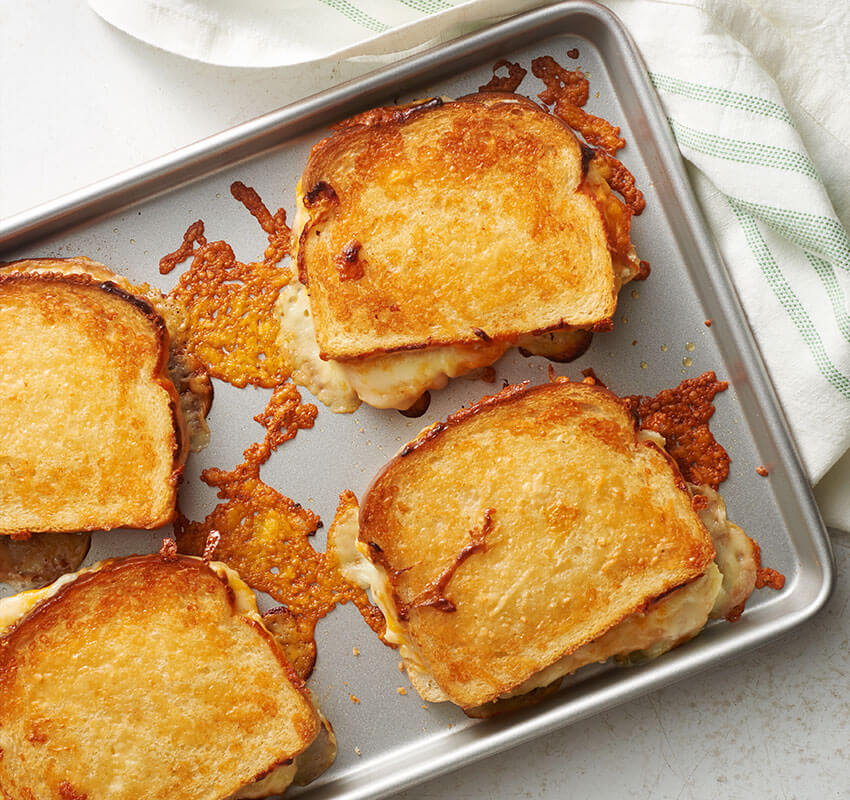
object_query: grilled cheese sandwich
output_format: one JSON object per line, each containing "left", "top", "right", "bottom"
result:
{"left": 0, "top": 553, "right": 335, "bottom": 799}
{"left": 287, "top": 93, "right": 642, "bottom": 411}
{"left": 329, "top": 380, "right": 758, "bottom": 714}
{"left": 0, "top": 258, "right": 212, "bottom": 537}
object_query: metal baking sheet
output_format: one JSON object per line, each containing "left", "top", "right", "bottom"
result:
{"left": 0, "top": 3, "right": 834, "bottom": 799}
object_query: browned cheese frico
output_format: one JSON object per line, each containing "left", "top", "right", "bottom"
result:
{"left": 160, "top": 181, "right": 293, "bottom": 389}
{"left": 627, "top": 371, "right": 730, "bottom": 488}
{"left": 174, "top": 379, "right": 384, "bottom": 679}
{"left": 157, "top": 184, "right": 385, "bottom": 677}
{"left": 530, "top": 55, "right": 648, "bottom": 279}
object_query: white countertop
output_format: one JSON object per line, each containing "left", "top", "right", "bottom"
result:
{"left": 2, "top": 4, "right": 847, "bottom": 797}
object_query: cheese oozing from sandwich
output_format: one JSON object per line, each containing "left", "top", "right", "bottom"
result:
{"left": 329, "top": 499, "right": 444, "bottom": 698}
{"left": 277, "top": 267, "right": 509, "bottom": 412}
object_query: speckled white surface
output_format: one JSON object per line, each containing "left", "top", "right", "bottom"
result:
{"left": 1, "top": 4, "right": 847, "bottom": 797}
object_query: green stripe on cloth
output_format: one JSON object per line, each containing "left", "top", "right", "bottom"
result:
{"left": 730, "top": 201, "right": 850, "bottom": 400}
{"left": 728, "top": 197, "right": 850, "bottom": 273}
{"left": 807, "top": 253, "right": 850, "bottom": 344}
{"left": 650, "top": 72, "right": 795, "bottom": 126}
{"left": 397, "top": 0, "right": 453, "bottom": 12}
{"left": 669, "top": 118, "right": 821, "bottom": 181}
{"left": 317, "top": 0, "right": 389, "bottom": 32}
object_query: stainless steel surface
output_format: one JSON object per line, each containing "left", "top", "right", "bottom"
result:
{"left": 0, "top": 3, "right": 833, "bottom": 799}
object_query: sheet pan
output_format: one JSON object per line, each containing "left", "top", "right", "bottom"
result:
{"left": 0, "top": 3, "right": 834, "bottom": 798}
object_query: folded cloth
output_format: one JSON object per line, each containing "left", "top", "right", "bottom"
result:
{"left": 89, "top": 0, "right": 850, "bottom": 491}
{"left": 603, "top": 0, "right": 850, "bottom": 491}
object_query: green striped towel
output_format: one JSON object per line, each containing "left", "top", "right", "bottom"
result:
{"left": 89, "top": 0, "right": 850, "bottom": 491}
{"left": 607, "top": 0, "right": 850, "bottom": 487}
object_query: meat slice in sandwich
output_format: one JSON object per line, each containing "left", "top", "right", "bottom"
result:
{"left": 0, "top": 258, "right": 212, "bottom": 536}
{"left": 0, "top": 552, "right": 335, "bottom": 799}
{"left": 329, "top": 379, "right": 759, "bottom": 715}
{"left": 287, "top": 93, "right": 642, "bottom": 411}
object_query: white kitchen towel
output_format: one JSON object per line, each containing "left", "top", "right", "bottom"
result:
{"left": 86, "top": 0, "right": 535, "bottom": 67}
{"left": 89, "top": 0, "right": 850, "bottom": 486}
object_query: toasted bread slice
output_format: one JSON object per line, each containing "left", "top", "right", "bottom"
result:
{"left": 0, "top": 272, "right": 185, "bottom": 535}
{"left": 0, "top": 554, "right": 330, "bottom": 800}
{"left": 1, "top": 257, "right": 213, "bottom": 451}
{"left": 296, "top": 93, "right": 638, "bottom": 362}
{"left": 352, "top": 381, "right": 716, "bottom": 709}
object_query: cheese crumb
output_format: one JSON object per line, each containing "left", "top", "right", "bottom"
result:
{"left": 350, "top": 694, "right": 360, "bottom": 704}
{"left": 397, "top": 687, "right": 407, "bottom": 696}
{"left": 352, "top": 647, "right": 360, "bottom": 656}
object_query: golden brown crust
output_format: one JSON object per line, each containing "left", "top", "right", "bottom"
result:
{"left": 297, "top": 93, "right": 628, "bottom": 360}
{"left": 0, "top": 554, "right": 320, "bottom": 799}
{"left": 359, "top": 380, "right": 716, "bottom": 708}
{"left": 330, "top": 96, "right": 446, "bottom": 132}
{"left": 2, "top": 257, "right": 207, "bottom": 456}
{"left": 0, "top": 257, "right": 128, "bottom": 285}
{"left": 0, "top": 270, "right": 186, "bottom": 535}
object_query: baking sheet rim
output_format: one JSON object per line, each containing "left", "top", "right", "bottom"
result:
{"left": 0, "top": 2, "right": 835, "bottom": 798}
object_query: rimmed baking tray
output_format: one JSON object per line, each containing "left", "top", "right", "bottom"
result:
{"left": 0, "top": 3, "right": 834, "bottom": 799}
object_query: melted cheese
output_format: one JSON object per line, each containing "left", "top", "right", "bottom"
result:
{"left": 693, "top": 484, "right": 758, "bottom": 619}
{"left": 496, "top": 563, "right": 722, "bottom": 701}
{"left": 276, "top": 275, "right": 360, "bottom": 413}
{"left": 337, "top": 342, "right": 508, "bottom": 411}
{"left": 330, "top": 504, "right": 448, "bottom": 701}
{"left": 288, "top": 175, "right": 619, "bottom": 412}
{"left": 582, "top": 158, "right": 641, "bottom": 291}
{"left": 637, "top": 428, "right": 667, "bottom": 448}
{"left": 288, "top": 190, "right": 509, "bottom": 412}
